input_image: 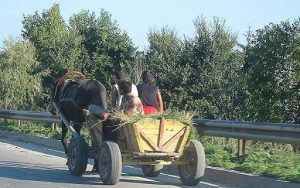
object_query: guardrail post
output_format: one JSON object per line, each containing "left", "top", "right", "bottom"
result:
{"left": 51, "top": 123, "right": 57, "bottom": 131}
{"left": 238, "top": 139, "right": 246, "bottom": 157}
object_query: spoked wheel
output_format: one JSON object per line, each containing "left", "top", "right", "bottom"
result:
{"left": 141, "top": 164, "right": 163, "bottom": 177}
{"left": 98, "top": 141, "right": 122, "bottom": 185}
{"left": 67, "top": 136, "right": 88, "bottom": 176}
{"left": 178, "top": 140, "right": 205, "bottom": 186}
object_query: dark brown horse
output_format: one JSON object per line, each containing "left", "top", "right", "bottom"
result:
{"left": 52, "top": 72, "right": 108, "bottom": 171}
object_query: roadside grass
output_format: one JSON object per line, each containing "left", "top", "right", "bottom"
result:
{"left": 0, "top": 121, "right": 61, "bottom": 139}
{"left": 0, "top": 120, "right": 91, "bottom": 143}
{"left": 0, "top": 120, "right": 300, "bottom": 182}
{"left": 201, "top": 136, "right": 300, "bottom": 182}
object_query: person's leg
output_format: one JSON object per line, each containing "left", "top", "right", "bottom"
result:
{"left": 103, "top": 119, "right": 119, "bottom": 142}
{"left": 61, "top": 122, "right": 68, "bottom": 154}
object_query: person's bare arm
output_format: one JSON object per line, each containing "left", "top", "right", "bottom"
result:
{"left": 156, "top": 90, "right": 163, "bottom": 112}
{"left": 126, "top": 97, "right": 144, "bottom": 115}
{"left": 135, "top": 97, "right": 144, "bottom": 114}
{"left": 111, "top": 86, "right": 118, "bottom": 109}
{"left": 124, "top": 97, "right": 135, "bottom": 115}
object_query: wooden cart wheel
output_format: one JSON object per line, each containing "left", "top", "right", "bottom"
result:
{"left": 67, "top": 136, "right": 88, "bottom": 176}
{"left": 141, "top": 164, "right": 163, "bottom": 177}
{"left": 178, "top": 140, "right": 205, "bottom": 186}
{"left": 98, "top": 141, "right": 122, "bottom": 185}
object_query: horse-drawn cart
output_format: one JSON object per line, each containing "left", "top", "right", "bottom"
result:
{"left": 51, "top": 71, "right": 205, "bottom": 185}
{"left": 53, "top": 102, "right": 205, "bottom": 186}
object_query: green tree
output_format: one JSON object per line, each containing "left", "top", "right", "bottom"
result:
{"left": 145, "top": 27, "right": 184, "bottom": 108}
{"left": 290, "top": 33, "right": 300, "bottom": 123}
{"left": 181, "top": 17, "right": 245, "bottom": 119}
{"left": 244, "top": 19, "right": 300, "bottom": 123}
{"left": 145, "top": 18, "right": 245, "bottom": 119}
{"left": 0, "top": 38, "right": 42, "bottom": 110}
{"left": 22, "top": 3, "right": 82, "bottom": 90}
{"left": 69, "top": 9, "right": 137, "bottom": 89}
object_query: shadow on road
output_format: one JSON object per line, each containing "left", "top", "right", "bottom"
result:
{"left": 0, "top": 160, "right": 187, "bottom": 187}
{"left": 0, "top": 137, "right": 189, "bottom": 187}
{"left": 0, "top": 160, "right": 101, "bottom": 185}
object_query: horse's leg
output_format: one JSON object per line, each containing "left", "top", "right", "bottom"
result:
{"left": 74, "top": 123, "right": 99, "bottom": 172}
{"left": 103, "top": 119, "right": 118, "bottom": 142}
{"left": 61, "top": 122, "right": 68, "bottom": 154}
{"left": 73, "top": 123, "right": 81, "bottom": 135}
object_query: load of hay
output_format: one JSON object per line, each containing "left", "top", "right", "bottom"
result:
{"left": 110, "top": 109, "right": 194, "bottom": 130}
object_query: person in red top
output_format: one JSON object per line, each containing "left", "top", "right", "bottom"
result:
{"left": 137, "top": 70, "right": 163, "bottom": 114}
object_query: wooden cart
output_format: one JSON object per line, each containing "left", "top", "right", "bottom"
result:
{"left": 97, "top": 117, "right": 205, "bottom": 185}
{"left": 54, "top": 102, "right": 205, "bottom": 186}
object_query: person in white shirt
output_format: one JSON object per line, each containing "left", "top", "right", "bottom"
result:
{"left": 111, "top": 68, "right": 138, "bottom": 109}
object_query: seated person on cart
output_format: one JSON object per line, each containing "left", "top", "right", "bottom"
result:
{"left": 91, "top": 80, "right": 143, "bottom": 146}
{"left": 118, "top": 80, "right": 144, "bottom": 115}
{"left": 137, "top": 70, "right": 163, "bottom": 114}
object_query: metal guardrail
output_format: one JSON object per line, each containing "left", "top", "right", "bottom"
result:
{"left": 193, "top": 119, "right": 300, "bottom": 144}
{"left": 0, "top": 109, "right": 61, "bottom": 123}
{"left": 1, "top": 109, "right": 300, "bottom": 144}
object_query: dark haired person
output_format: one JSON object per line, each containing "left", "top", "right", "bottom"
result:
{"left": 118, "top": 80, "right": 143, "bottom": 115}
{"left": 137, "top": 70, "right": 163, "bottom": 114}
{"left": 112, "top": 68, "right": 138, "bottom": 109}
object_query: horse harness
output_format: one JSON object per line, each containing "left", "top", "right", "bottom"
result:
{"left": 59, "top": 79, "right": 88, "bottom": 111}
{"left": 54, "top": 79, "right": 105, "bottom": 126}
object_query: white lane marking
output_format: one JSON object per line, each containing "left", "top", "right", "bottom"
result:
{"left": 125, "top": 165, "right": 228, "bottom": 187}
{"left": 47, "top": 148, "right": 65, "bottom": 154}
{"left": 125, "top": 166, "right": 142, "bottom": 171}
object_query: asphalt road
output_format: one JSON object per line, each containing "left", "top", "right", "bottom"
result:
{"left": 0, "top": 137, "right": 235, "bottom": 188}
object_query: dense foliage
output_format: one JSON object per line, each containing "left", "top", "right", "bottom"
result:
{"left": 21, "top": 4, "right": 136, "bottom": 106}
{"left": 0, "top": 4, "right": 298, "bottom": 123}
{"left": 0, "top": 38, "right": 43, "bottom": 110}
{"left": 22, "top": 4, "right": 82, "bottom": 85}
{"left": 68, "top": 9, "right": 136, "bottom": 88}
{"left": 243, "top": 19, "right": 300, "bottom": 123}
{"left": 145, "top": 17, "right": 246, "bottom": 120}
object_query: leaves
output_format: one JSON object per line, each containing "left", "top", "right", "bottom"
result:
{"left": 0, "top": 38, "right": 42, "bottom": 110}
{"left": 21, "top": 4, "right": 137, "bottom": 105}
{"left": 22, "top": 3, "right": 82, "bottom": 91}
{"left": 244, "top": 19, "right": 300, "bottom": 123}
{"left": 145, "top": 17, "right": 246, "bottom": 120}
{"left": 69, "top": 9, "right": 136, "bottom": 89}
